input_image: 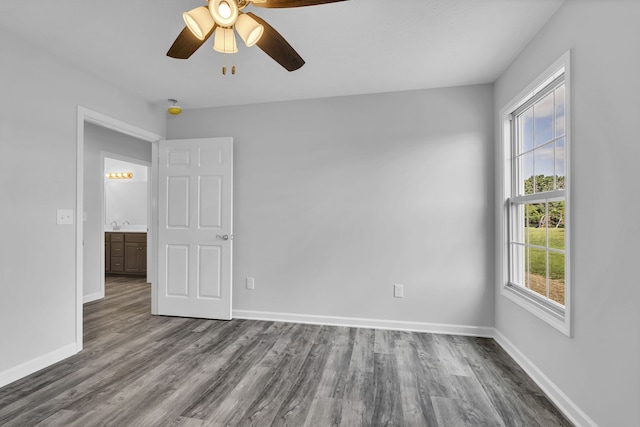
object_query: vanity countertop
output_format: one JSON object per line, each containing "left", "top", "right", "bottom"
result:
{"left": 105, "top": 228, "right": 147, "bottom": 233}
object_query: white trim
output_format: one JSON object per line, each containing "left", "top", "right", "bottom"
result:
{"left": 497, "top": 50, "right": 572, "bottom": 336}
{"left": 76, "top": 106, "right": 163, "bottom": 354}
{"left": 0, "top": 344, "right": 77, "bottom": 389}
{"left": 79, "top": 106, "right": 164, "bottom": 143}
{"left": 232, "top": 310, "right": 494, "bottom": 337}
{"left": 501, "top": 286, "right": 567, "bottom": 332}
{"left": 501, "top": 51, "right": 570, "bottom": 116}
{"left": 150, "top": 142, "right": 159, "bottom": 314}
{"left": 493, "top": 329, "right": 598, "bottom": 427}
{"left": 510, "top": 189, "right": 565, "bottom": 204}
{"left": 83, "top": 291, "right": 104, "bottom": 304}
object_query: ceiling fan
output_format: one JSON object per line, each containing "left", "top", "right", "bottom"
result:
{"left": 167, "top": 0, "right": 348, "bottom": 73}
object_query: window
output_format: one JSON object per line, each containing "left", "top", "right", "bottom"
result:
{"left": 500, "top": 52, "right": 571, "bottom": 335}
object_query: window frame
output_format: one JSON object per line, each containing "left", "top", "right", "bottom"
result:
{"left": 498, "top": 51, "right": 572, "bottom": 336}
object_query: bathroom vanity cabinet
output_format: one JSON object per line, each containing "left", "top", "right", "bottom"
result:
{"left": 105, "top": 232, "right": 146, "bottom": 275}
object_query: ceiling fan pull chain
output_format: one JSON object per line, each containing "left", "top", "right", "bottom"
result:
{"left": 232, "top": 25, "right": 236, "bottom": 75}
{"left": 222, "top": 29, "right": 228, "bottom": 75}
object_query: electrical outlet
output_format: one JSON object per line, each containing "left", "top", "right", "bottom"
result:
{"left": 246, "top": 277, "right": 255, "bottom": 290}
{"left": 57, "top": 209, "right": 74, "bottom": 225}
{"left": 394, "top": 284, "right": 404, "bottom": 298}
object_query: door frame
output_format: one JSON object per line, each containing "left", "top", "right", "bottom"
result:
{"left": 76, "top": 106, "right": 163, "bottom": 352}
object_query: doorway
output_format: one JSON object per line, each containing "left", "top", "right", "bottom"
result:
{"left": 103, "top": 156, "right": 150, "bottom": 293}
{"left": 76, "top": 106, "right": 162, "bottom": 351}
{"left": 82, "top": 123, "right": 153, "bottom": 302}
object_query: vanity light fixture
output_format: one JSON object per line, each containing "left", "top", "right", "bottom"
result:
{"left": 106, "top": 172, "right": 134, "bottom": 179}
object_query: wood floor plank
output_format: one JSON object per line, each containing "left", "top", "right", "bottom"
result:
{"left": 227, "top": 324, "right": 321, "bottom": 426}
{"left": 34, "top": 409, "right": 82, "bottom": 426}
{"left": 314, "top": 326, "right": 354, "bottom": 400}
{"left": 395, "top": 339, "right": 440, "bottom": 426}
{"left": 339, "top": 328, "right": 376, "bottom": 426}
{"left": 181, "top": 321, "right": 282, "bottom": 420}
{"left": 268, "top": 325, "right": 336, "bottom": 426}
{"left": 371, "top": 353, "right": 405, "bottom": 426}
{"left": 303, "top": 397, "right": 342, "bottom": 427}
{"left": 432, "top": 395, "right": 469, "bottom": 426}
{"left": 449, "top": 374, "right": 507, "bottom": 426}
{"left": 0, "top": 276, "right": 573, "bottom": 426}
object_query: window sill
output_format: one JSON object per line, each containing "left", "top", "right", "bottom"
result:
{"left": 501, "top": 283, "right": 571, "bottom": 336}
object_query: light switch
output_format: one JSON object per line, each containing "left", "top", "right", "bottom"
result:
{"left": 394, "top": 284, "right": 404, "bottom": 298}
{"left": 57, "top": 209, "right": 74, "bottom": 225}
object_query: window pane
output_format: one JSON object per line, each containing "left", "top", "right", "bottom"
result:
{"left": 534, "top": 145, "right": 554, "bottom": 192}
{"left": 549, "top": 252, "right": 565, "bottom": 305}
{"left": 548, "top": 201, "right": 566, "bottom": 245}
{"left": 520, "top": 108, "right": 534, "bottom": 152}
{"left": 555, "top": 85, "right": 565, "bottom": 137}
{"left": 526, "top": 203, "right": 547, "bottom": 244}
{"left": 527, "top": 247, "right": 547, "bottom": 298}
{"left": 522, "top": 152, "right": 534, "bottom": 195}
{"left": 534, "top": 93, "right": 554, "bottom": 146}
{"left": 555, "top": 138, "right": 565, "bottom": 189}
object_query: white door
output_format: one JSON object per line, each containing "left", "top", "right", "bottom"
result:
{"left": 157, "top": 137, "right": 233, "bottom": 319}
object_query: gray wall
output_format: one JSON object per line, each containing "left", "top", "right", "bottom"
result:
{"left": 494, "top": 1, "right": 640, "bottom": 425}
{"left": 0, "top": 28, "right": 164, "bottom": 379}
{"left": 83, "top": 123, "right": 151, "bottom": 300}
{"left": 168, "top": 85, "right": 495, "bottom": 329}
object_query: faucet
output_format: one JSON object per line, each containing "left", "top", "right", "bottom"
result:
{"left": 110, "top": 220, "right": 129, "bottom": 230}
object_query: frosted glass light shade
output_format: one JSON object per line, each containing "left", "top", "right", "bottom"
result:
{"left": 183, "top": 6, "right": 215, "bottom": 40}
{"left": 209, "top": 0, "right": 239, "bottom": 27}
{"left": 214, "top": 27, "right": 238, "bottom": 53}
{"left": 235, "top": 13, "right": 264, "bottom": 47}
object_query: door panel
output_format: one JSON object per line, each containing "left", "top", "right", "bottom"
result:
{"left": 198, "top": 245, "right": 221, "bottom": 298}
{"left": 167, "top": 177, "right": 190, "bottom": 228}
{"left": 157, "top": 138, "right": 233, "bottom": 319}
{"left": 199, "top": 175, "right": 222, "bottom": 228}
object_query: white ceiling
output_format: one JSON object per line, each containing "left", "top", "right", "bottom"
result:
{"left": 0, "top": 0, "right": 563, "bottom": 110}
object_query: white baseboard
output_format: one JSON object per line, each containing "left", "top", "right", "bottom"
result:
{"left": 232, "top": 309, "right": 494, "bottom": 337}
{"left": 0, "top": 343, "right": 78, "bottom": 389}
{"left": 83, "top": 291, "right": 104, "bottom": 304}
{"left": 493, "top": 329, "right": 597, "bottom": 427}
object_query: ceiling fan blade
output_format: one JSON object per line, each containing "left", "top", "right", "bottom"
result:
{"left": 247, "top": 12, "right": 305, "bottom": 71}
{"left": 250, "top": 0, "right": 348, "bottom": 8}
{"left": 167, "top": 25, "right": 216, "bottom": 59}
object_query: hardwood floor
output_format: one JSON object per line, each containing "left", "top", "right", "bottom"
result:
{"left": 0, "top": 276, "right": 572, "bottom": 426}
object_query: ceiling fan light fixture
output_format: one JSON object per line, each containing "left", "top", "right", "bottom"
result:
{"left": 235, "top": 13, "right": 264, "bottom": 47}
{"left": 213, "top": 27, "right": 238, "bottom": 53}
{"left": 167, "top": 99, "right": 182, "bottom": 115}
{"left": 209, "top": 0, "right": 239, "bottom": 27}
{"left": 183, "top": 6, "right": 215, "bottom": 40}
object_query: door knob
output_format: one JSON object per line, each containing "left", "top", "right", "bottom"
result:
{"left": 216, "top": 234, "right": 232, "bottom": 241}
